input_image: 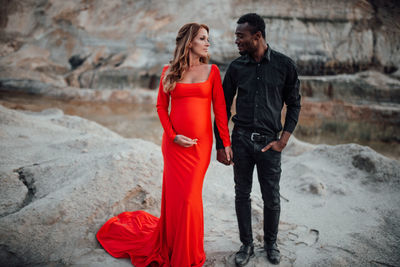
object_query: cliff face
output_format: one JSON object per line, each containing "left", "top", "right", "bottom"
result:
{"left": 1, "top": 0, "right": 399, "bottom": 89}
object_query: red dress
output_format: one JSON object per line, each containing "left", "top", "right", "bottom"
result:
{"left": 96, "top": 64, "right": 231, "bottom": 266}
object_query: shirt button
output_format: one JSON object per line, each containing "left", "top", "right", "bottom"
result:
{"left": 257, "top": 77, "right": 260, "bottom": 80}
{"left": 257, "top": 64, "right": 260, "bottom": 66}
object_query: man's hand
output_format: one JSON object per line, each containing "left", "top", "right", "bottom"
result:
{"left": 174, "top": 135, "right": 197, "bottom": 147}
{"left": 261, "top": 131, "right": 291, "bottom": 152}
{"left": 217, "top": 148, "right": 230, "bottom": 165}
{"left": 261, "top": 140, "right": 286, "bottom": 152}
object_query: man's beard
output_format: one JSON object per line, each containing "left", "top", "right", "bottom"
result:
{"left": 239, "top": 50, "right": 247, "bottom": 56}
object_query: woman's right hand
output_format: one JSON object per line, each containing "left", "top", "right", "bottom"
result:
{"left": 174, "top": 134, "right": 198, "bottom": 147}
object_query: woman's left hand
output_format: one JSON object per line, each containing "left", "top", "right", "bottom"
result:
{"left": 225, "top": 146, "right": 233, "bottom": 165}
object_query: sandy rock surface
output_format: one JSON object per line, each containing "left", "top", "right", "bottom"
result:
{"left": 0, "top": 105, "right": 399, "bottom": 266}
{"left": 0, "top": 105, "right": 163, "bottom": 266}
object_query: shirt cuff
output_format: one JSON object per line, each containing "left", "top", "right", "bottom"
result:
{"left": 283, "top": 121, "right": 296, "bottom": 133}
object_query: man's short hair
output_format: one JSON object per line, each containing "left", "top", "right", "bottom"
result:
{"left": 237, "top": 13, "right": 266, "bottom": 39}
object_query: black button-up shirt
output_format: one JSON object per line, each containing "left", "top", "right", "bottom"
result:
{"left": 215, "top": 45, "right": 301, "bottom": 149}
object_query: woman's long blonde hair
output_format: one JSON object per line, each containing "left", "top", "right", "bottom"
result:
{"left": 162, "top": 23, "right": 209, "bottom": 92}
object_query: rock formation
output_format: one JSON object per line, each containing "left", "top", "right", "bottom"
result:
{"left": 1, "top": 0, "right": 399, "bottom": 89}
{"left": 298, "top": 70, "right": 400, "bottom": 144}
{"left": 1, "top": 105, "right": 399, "bottom": 266}
{"left": 1, "top": 0, "right": 399, "bottom": 151}
{"left": 0, "top": 105, "right": 163, "bottom": 266}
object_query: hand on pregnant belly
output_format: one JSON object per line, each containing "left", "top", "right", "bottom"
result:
{"left": 174, "top": 134, "right": 198, "bottom": 147}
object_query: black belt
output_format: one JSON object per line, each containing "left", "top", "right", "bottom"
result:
{"left": 234, "top": 127, "right": 278, "bottom": 143}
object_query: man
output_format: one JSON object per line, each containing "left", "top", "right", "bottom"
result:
{"left": 214, "top": 13, "right": 301, "bottom": 266}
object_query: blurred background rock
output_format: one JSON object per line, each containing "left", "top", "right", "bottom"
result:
{"left": 0, "top": 0, "right": 399, "bottom": 158}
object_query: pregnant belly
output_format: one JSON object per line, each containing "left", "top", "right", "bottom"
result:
{"left": 170, "top": 98, "right": 211, "bottom": 139}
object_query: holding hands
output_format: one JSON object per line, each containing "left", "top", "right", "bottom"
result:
{"left": 217, "top": 146, "right": 234, "bottom": 165}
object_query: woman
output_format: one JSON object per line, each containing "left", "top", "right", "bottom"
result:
{"left": 96, "top": 23, "right": 232, "bottom": 266}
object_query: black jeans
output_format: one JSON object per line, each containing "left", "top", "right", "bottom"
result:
{"left": 232, "top": 127, "right": 281, "bottom": 247}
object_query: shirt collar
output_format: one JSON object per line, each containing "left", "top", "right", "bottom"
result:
{"left": 243, "top": 44, "right": 271, "bottom": 64}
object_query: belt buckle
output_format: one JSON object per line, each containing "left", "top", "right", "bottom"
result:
{"left": 250, "top": 132, "right": 260, "bottom": 141}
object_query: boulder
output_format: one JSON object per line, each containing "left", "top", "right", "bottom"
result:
{"left": 0, "top": 105, "right": 163, "bottom": 266}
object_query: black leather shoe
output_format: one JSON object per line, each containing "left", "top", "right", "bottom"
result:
{"left": 235, "top": 244, "right": 254, "bottom": 266}
{"left": 265, "top": 243, "right": 280, "bottom": 264}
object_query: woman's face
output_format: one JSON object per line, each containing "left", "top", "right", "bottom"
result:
{"left": 189, "top": 27, "right": 210, "bottom": 58}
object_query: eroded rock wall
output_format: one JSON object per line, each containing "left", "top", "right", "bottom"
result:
{"left": 1, "top": 0, "right": 399, "bottom": 89}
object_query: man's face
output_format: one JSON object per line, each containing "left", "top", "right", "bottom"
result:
{"left": 235, "top": 23, "right": 257, "bottom": 55}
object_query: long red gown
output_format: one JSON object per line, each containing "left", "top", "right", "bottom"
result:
{"left": 96, "top": 64, "right": 231, "bottom": 266}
